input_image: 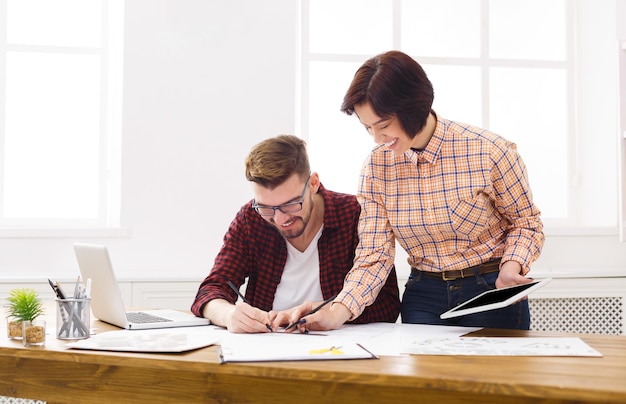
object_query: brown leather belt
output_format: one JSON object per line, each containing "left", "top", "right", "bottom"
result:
{"left": 411, "top": 259, "right": 501, "bottom": 281}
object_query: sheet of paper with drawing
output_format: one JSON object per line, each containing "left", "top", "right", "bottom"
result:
{"left": 400, "top": 337, "right": 602, "bottom": 357}
{"left": 440, "top": 278, "right": 552, "bottom": 319}
{"left": 217, "top": 332, "right": 377, "bottom": 363}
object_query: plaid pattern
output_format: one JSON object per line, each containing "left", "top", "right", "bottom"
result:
{"left": 191, "top": 184, "right": 400, "bottom": 324}
{"left": 337, "top": 114, "right": 544, "bottom": 318}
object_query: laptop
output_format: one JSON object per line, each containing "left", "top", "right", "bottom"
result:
{"left": 73, "top": 243, "right": 210, "bottom": 330}
{"left": 440, "top": 277, "right": 552, "bottom": 319}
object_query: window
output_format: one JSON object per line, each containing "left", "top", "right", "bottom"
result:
{"left": 0, "top": 0, "right": 123, "bottom": 230}
{"left": 300, "top": 0, "right": 619, "bottom": 234}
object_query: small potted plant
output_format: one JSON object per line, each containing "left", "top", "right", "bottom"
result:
{"left": 5, "top": 288, "right": 45, "bottom": 346}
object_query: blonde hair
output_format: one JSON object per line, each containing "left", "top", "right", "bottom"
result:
{"left": 245, "top": 135, "right": 310, "bottom": 189}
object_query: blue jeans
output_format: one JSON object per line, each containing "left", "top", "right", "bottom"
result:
{"left": 401, "top": 269, "right": 530, "bottom": 330}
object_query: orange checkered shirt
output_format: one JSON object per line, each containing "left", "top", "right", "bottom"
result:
{"left": 337, "top": 114, "right": 545, "bottom": 319}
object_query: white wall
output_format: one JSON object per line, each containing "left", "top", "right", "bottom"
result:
{"left": 0, "top": 0, "right": 298, "bottom": 281}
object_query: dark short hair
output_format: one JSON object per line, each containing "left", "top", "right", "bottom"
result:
{"left": 244, "top": 135, "right": 310, "bottom": 189}
{"left": 340, "top": 50, "right": 434, "bottom": 139}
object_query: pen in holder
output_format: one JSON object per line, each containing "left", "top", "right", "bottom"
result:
{"left": 55, "top": 297, "right": 91, "bottom": 340}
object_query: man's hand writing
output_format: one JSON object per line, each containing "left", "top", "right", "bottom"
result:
{"left": 223, "top": 302, "right": 273, "bottom": 334}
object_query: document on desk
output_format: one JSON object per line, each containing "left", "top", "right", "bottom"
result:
{"left": 216, "top": 323, "right": 479, "bottom": 362}
{"left": 217, "top": 332, "right": 377, "bottom": 363}
{"left": 330, "top": 322, "right": 481, "bottom": 356}
{"left": 66, "top": 326, "right": 225, "bottom": 353}
{"left": 400, "top": 337, "right": 603, "bottom": 357}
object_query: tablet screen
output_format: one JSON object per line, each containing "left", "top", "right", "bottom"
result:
{"left": 453, "top": 282, "right": 538, "bottom": 310}
{"left": 440, "top": 278, "right": 551, "bottom": 319}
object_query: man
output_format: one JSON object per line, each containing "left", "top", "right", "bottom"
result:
{"left": 191, "top": 135, "right": 400, "bottom": 333}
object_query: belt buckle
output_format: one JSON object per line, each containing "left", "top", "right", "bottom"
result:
{"left": 442, "top": 271, "right": 456, "bottom": 281}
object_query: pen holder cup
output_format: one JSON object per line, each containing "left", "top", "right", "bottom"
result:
{"left": 55, "top": 298, "right": 91, "bottom": 340}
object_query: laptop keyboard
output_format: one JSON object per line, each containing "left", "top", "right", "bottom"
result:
{"left": 126, "top": 312, "right": 173, "bottom": 324}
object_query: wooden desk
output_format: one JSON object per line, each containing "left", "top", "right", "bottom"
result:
{"left": 1, "top": 313, "right": 625, "bottom": 404}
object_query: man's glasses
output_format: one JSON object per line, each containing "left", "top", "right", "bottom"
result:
{"left": 253, "top": 178, "right": 310, "bottom": 217}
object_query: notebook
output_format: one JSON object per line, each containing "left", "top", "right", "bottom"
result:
{"left": 440, "top": 278, "right": 552, "bottom": 319}
{"left": 73, "top": 243, "right": 210, "bottom": 330}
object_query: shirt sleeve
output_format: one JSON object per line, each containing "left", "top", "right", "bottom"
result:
{"left": 336, "top": 156, "right": 397, "bottom": 320}
{"left": 190, "top": 206, "right": 251, "bottom": 317}
{"left": 491, "top": 140, "right": 545, "bottom": 273}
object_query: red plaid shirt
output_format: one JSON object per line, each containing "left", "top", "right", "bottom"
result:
{"left": 191, "top": 184, "right": 400, "bottom": 324}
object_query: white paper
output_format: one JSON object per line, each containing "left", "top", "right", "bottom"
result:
{"left": 328, "top": 322, "right": 481, "bottom": 356}
{"left": 66, "top": 326, "right": 224, "bottom": 353}
{"left": 217, "top": 332, "right": 376, "bottom": 363}
{"left": 400, "top": 337, "right": 603, "bottom": 357}
{"left": 65, "top": 322, "right": 604, "bottom": 359}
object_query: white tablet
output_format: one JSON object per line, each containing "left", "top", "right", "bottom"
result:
{"left": 440, "top": 278, "right": 552, "bottom": 319}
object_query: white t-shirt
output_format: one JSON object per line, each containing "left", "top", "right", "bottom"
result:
{"left": 272, "top": 225, "right": 324, "bottom": 311}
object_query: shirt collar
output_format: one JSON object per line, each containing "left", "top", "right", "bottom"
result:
{"left": 406, "top": 111, "right": 445, "bottom": 164}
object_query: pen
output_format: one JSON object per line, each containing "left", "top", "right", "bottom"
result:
{"left": 48, "top": 278, "right": 67, "bottom": 299}
{"left": 227, "top": 280, "right": 273, "bottom": 332}
{"left": 48, "top": 279, "right": 68, "bottom": 328}
{"left": 73, "top": 276, "right": 81, "bottom": 298}
{"left": 284, "top": 294, "right": 338, "bottom": 331}
{"left": 49, "top": 279, "right": 71, "bottom": 337}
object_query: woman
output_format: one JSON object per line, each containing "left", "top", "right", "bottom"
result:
{"left": 285, "top": 50, "right": 544, "bottom": 332}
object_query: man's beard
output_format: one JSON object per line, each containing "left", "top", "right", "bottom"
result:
{"left": 274, "top": 197, "right": 313, "bottom": 239}
{"left": 280, "top": 216, "right": 306, "bottom": 239}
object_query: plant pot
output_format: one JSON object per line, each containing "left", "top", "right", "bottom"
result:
{"left": 22, "top": 319, "right": 46, "bottom": 347}
{"left": 7, "top": 317, "right": 22, "bottom": 340}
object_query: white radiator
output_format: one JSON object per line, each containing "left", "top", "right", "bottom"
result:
{"left": 0, "top": 398, "right": 44, "bottom": 404}
{"left": 529, "top": 297, "right": 624, "bottom": 335}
